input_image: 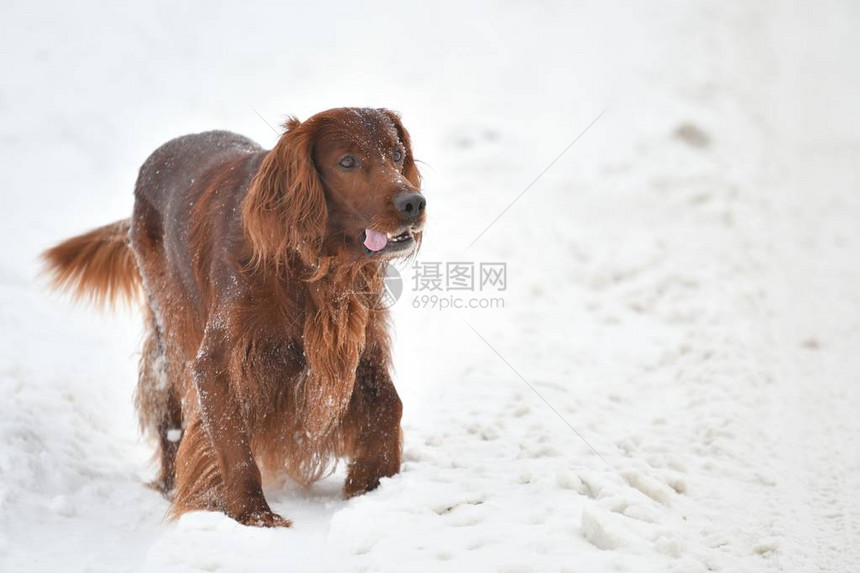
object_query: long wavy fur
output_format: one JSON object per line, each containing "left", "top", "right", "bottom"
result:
{"left": 41, "top": 219, "right": 141, "bottom": 308}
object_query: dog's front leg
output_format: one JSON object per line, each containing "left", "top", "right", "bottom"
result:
{"left": 192, "top": 326, "right": 290, "bottom": 527}
{"left": 342, "top": 358, "right": 403, "bottom": 498}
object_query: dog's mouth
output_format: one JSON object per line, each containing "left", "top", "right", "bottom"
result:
{"left": 361, "top": 227, "right": 417, "bottom": 255}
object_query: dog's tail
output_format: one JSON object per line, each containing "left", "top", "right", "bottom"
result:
{"left": 42, "top": 219, "right": 142, "bottom": 308}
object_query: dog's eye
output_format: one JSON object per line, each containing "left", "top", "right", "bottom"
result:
{"left": 392, "top": 149, "right": 404, "bottom": 163}
{"left": 338, "top": 155, "right": 357, "bottom": 169}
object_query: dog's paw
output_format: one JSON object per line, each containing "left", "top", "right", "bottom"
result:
{"left": 343, "top": 472, "right": 381, "bottom": 499}
{"left": 236, "top": 509, "right": 293, "bottom": 528}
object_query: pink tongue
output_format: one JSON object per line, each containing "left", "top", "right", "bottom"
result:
{"left": 363, "top": 229, "right": 388, "bottom": 252}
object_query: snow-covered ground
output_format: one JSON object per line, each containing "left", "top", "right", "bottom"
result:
{"left": 2, "top": 1, "right": 859, "bottom": 571}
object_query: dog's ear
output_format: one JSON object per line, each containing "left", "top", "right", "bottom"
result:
{"left": 380, "top": 109, "right": 421, "bottom": 188}
{"left": 242, "top": 117, "right": 328, "bottom": 267}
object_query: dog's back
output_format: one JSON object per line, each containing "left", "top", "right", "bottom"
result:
{"left": 131, "top": 131, "right": 264, "bottom": 320}
{"left": 134, "top": 130, "right": 261, "bottom": 214}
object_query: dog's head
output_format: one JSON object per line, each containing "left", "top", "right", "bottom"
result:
{"left": 243, "top": 108, "right": 425, "bottom": 267}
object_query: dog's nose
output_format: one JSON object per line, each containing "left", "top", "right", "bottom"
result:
{"left": 394, "top": 192, "right": 426, "bottom": 220}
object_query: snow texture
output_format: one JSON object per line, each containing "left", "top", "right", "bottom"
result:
{"left": 1, "top": 0, "right": 859, "bottom": 572}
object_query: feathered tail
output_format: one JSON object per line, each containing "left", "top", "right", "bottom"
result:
{"left": 42, "top": 219, "right": 142, "bottom": 307}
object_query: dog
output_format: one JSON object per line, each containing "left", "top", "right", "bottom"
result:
{"left": 42, "top": 108, "right": 426, "bottom": 527}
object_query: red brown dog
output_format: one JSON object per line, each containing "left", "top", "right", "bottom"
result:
{"left": 43, "top": 108, "right": 426, "bottom": 527}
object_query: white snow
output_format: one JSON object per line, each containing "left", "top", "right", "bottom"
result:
{"left": 2, "top": 0, "right": 859, "bottom": 572}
